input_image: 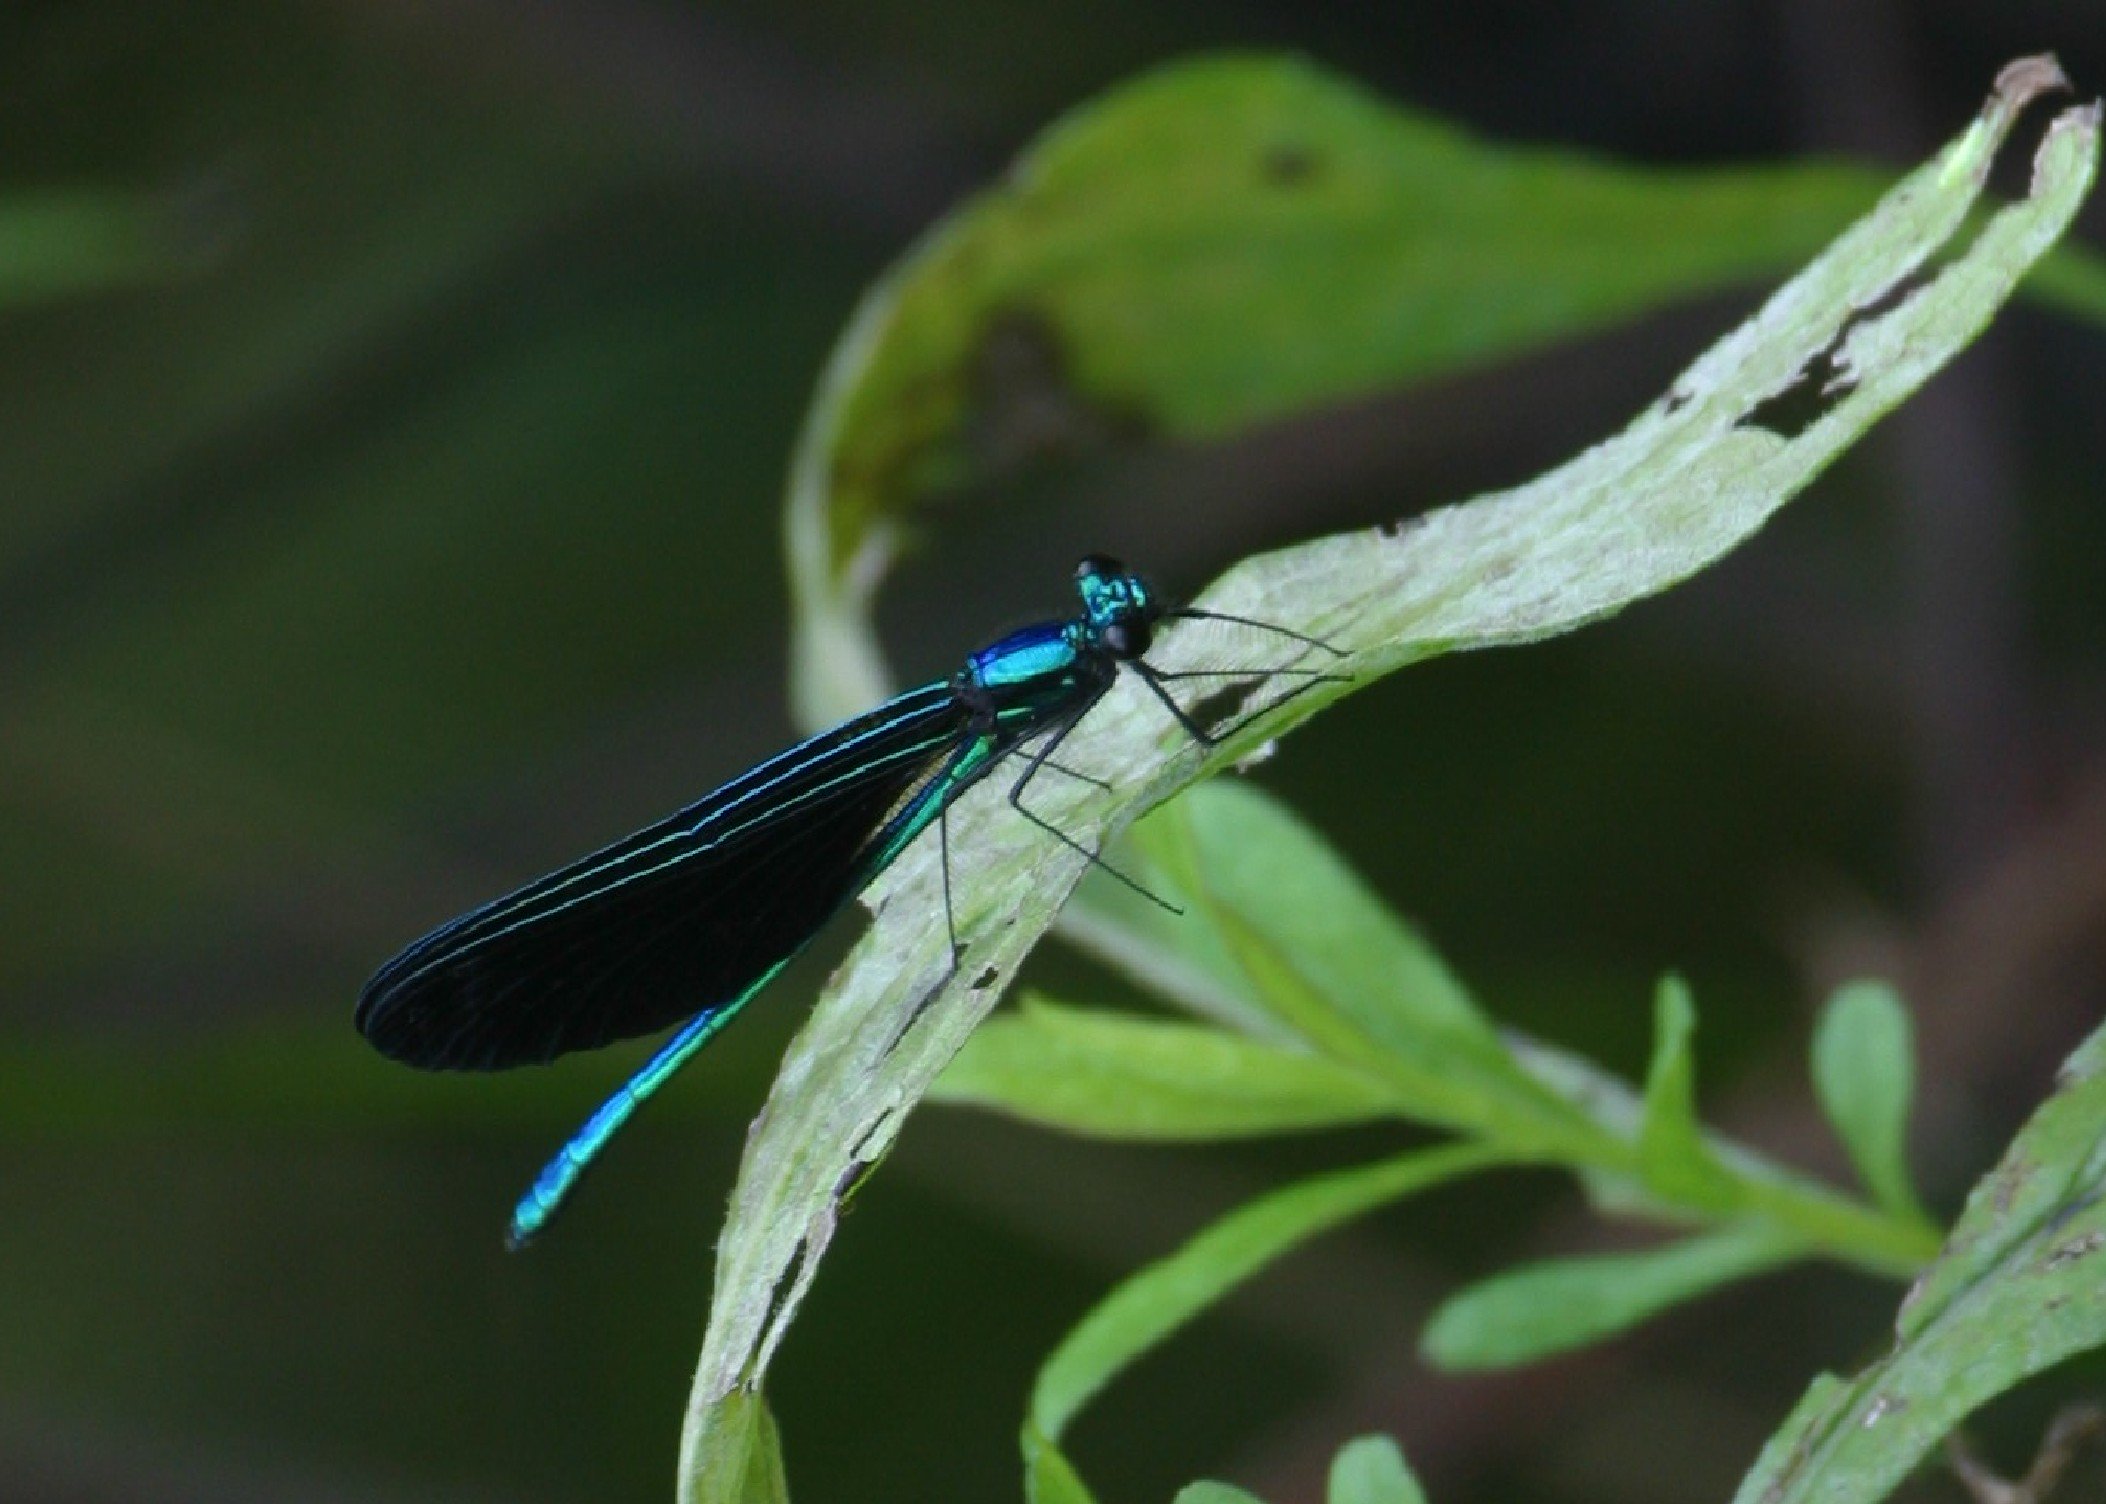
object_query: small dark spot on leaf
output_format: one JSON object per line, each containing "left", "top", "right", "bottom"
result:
{"left": 2042, "top": 1229, "right": 2106, "bottom": 1271}
{"left": 1262, "top": 142, "right": 1318, "bottom": 185}
{"left": 1663, "top": 384, "right": 1692, "bottom": 414}
{"left": 1377, "top": 506, "right": 1437, "bottom": 542}
{"left": 971, "top": 967, "right": 1000, "bottom": 991}
{"left": 1994, "top": 1155, "right": 2036, "bottom": 1215}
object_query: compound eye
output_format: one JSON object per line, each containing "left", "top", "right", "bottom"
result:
{"left": 1076, "top": 553, "right": 1124, "bottom": 581}
{"left": 1102, "top": 619, "right": 1150, "bottom": 659}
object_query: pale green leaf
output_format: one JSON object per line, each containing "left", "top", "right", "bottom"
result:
{"left": 1812, "top": 980, "right": 1927, "bottom": 1222}
{"left": 1032, "top": 1145, "right": 1505, "bottom": 1441}
{"left": 930, "top": 995, "right": 1400, "bottom": 1139}
{"left": 1327, "top": 1435, "right": 1428, "bottom": 1504}
{"left": 1421, "top": 1225, "right": 1802, "bottom": 1371}
{"left": 684, "top": 60, "right": 2096, "bottom": 1468}
{"left": 1730, "top": 1013, "right": 2106, "bottom": 1504}
{"left": 1637, "top": 976, "right": 1741, "bottom": 1210}
{"left": 1174, "top": 1485, "right": 1269, "bottom": 1504}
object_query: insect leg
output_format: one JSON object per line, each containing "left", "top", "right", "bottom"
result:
{"left": 1004, "top": 706, "right": 1180, "bottom": 915}
{"left": 1164, "top": 606, "right": 1347, "bottom": 656}
{"left": 1132, "top": 657, "right": 1340, "bottom": 748}
{"left": 938, "top": 803, "right": 962, "bottom": 967}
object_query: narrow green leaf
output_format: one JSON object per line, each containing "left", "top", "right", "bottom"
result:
{"left": 930, "top": 996, "right": 1400, "bottom": 1139}
{"left": 1023, "top": 1423, "right": 1101, "bottom": 1504}
{"left": 1328, "top": 1435, "right": 1429, "bottom": 1504}
{"left": 1507, "top": 1031, "right": 1939, "bottom": 1274}
{"left": 1811, "top": 980, "right": 1927, "bottom": 1222}
{"left": 1123, "top": 781, "right": 1506, "bottom": 1056}
{"left": 1421, "top": 1225, "right": 1802, "bottom": 1371}
{"left": 1730, "top": 1010, "right": 2106, "bottom": 1504}
{"left": 1175, "top": 1485, "right": 1270, "bottom": 1504}
{"left": 1088, "top": 784, "right": 1590, "bottom": 1151}
{"left": 1032, "top": 1145, "right": 1506, "bottom": 1441}
{"left": 1637, "top": 976, "right": 1740, "bottom": 1210}
{"left": 677, "top": 1388, "right": 789, "bottom": 1504}
{"left": 687, "top": 60, "right": 2095, "bottom": 1457}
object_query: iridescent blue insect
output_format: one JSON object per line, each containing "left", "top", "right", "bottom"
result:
{"left": 357, "top": 556, "right": 1337, "bottom": 1245}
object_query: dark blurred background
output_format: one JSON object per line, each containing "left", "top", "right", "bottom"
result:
{"left": 5, "top": 3, "right": 2106, "bottom": 1502}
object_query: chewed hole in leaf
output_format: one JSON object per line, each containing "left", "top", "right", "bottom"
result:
{"left": 1753, "top": 276, "right": 1928, "bottom": 430}
{"left": 1984, "top": 61, "right": 2080, "bottom": 201}
{"left": 1737, "top": 271, "right": 1933, "bottom": 438}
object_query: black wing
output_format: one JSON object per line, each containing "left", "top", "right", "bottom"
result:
{"left": 356, "top": 683, "right": 969, "bottom": 1071}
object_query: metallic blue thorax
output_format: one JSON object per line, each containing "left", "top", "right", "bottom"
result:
{"left": 965, "top": 623, "right": 1081, "bottom": 692}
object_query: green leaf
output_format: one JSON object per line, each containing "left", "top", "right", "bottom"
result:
{"left": 1420, "top": 1224, "right": 1802, "bottom": 1371}
{"left": 1811, "top": 980, "right": 1927, "bottom": 1223}
{"left": 1119, "top": 782, "right": 1505, "bottom": 1056}
{"left": 1032, "top": 1145, "right": 1506, "bottom": 1441}
{"left": 930, "top": 996, "right": 1401, "bottom": 1139}
{"left": 1174, "top": 1485, "right": 1270, "bottom": 1504}
{"left": 678, "top": 1388, "right": 789, "bottom": 1504}
{"left": 1023, "top": 1423, "right": 1101, "bottom": 1504}
{"left": 1730, "top": 1013, "right": 2106, "bottom": 1504}
{"left": 1328, "top": 1436, "right": 1429, "bottom": 1504}
{"left": 786, "top": 56, "right": 1897, "bottom": 722}
{"left": 2030, "top": 239, "right": 2106, "bottom": 325}
{"left": 0, "top": 189, "right": 182, "bottom": 308}
{"left": 1503, "top": 1030, "right": 1938, "bottom": 1274}
{"left": 685, "top": 59, "right": 2096, "bottom": 1463}
{"left": 1637, "top": 976, "right": 1740, "bottom": 1210}
{"left": 1072, "top": 783, "right": 1588, "bottom": 1152}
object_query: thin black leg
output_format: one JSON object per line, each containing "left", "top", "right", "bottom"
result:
{"left": 1165, "top": 607, "right": 1347, "bottom": 656}
{"left": 938, "top": 803, "right": 961, "bottom": 967}
{"left": 1134, "top": 658, "right": 1339, "bottom": 749}
{"left": 1006, "top": 705, "right": 1181, "bottom": 915}
{"left": 1146, "top": 666, "right": 1346, "bottom": 682}
{"left": 1129, "top": 660, "right": 1226, "bottom": 746}
{"left": 1038, "top": 757, "right": 1113, "bottom": 791}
